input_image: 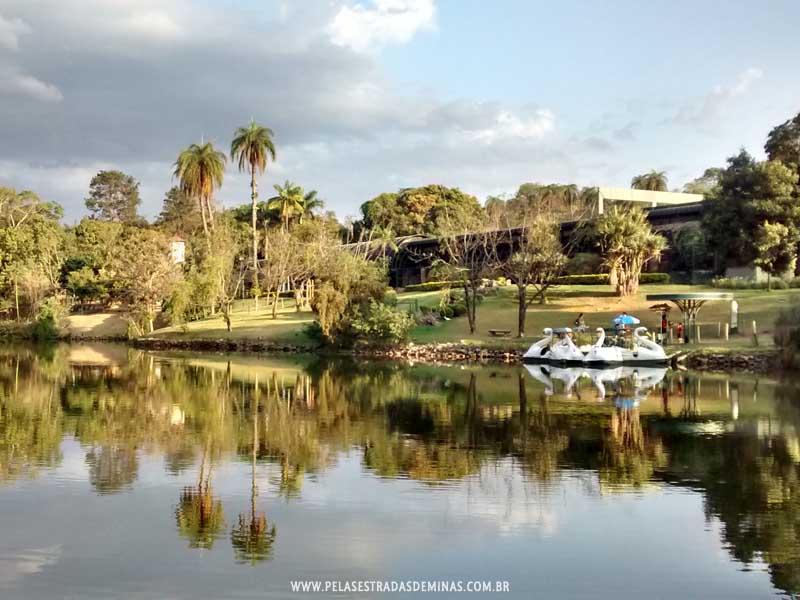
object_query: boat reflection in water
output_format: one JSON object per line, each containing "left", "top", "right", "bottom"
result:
{"left": 525, "top": 364, "right": 667, "bottom": 401}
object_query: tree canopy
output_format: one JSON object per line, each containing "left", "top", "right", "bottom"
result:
{"left": 357, "top": 185, "right": 481, "bottom": 237}
{"left": 631, "top": 170, "right": 668, "bottom": 192}
{"left": 765, "top": 110, "right": 800, "bottom": 170}
{"left": 704, "top": 150, "right": 800, "bottom": 272}
{"left": 85, "top": 170, "right": 142, "bottom": 223}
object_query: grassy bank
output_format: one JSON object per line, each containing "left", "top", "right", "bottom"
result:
{"left": 65, "top": 283, "right": 800, "bottom": 353}
{"left": 408, "top": 283, "right": 793, "bottom": 349}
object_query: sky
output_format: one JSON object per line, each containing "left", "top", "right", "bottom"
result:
{"left": 0, "top": 0, "right": 799, "bottom": 223}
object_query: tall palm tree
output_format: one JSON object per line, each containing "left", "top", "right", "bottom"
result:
{"left": 298, "top": 189, "right": 323, "bottom": 224}
{"left": 231, "top": 122, "right": 276, "bottom": 309}
{"left": 631, "top": 170, "right": 668, "bottom": 192}
{"left": 174, "top": 142, "right": 227, "bottom": 241}
{"left": 267, "top": 181, "right": 303, "bottom": 231}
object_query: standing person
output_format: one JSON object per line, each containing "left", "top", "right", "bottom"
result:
{"left": 574, "top": 313, "right": 586, "bottom": 331}
{"left": 661, "top": 311, "right": 668, "bottom": 335}
{"left": 676, "top": 322, "right": 684, "bottom": 343}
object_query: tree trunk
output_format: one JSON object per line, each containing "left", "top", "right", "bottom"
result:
{"left": 251, "top": 165, "right": 259, "bottom": 311}
{"left": 465, "top": 284, "right": 476, "bottom": 334}
{"left": 517, "top": 285, "right": 527, "bottom": 337}
{"left": 206, "top": 194, "right": 215, "bottom": 230}
{"left": 271, "top": 291, "right": 279, "bottom": 319}
{"left": 13, "top": 278, "right": 19, "bottom": 322}
{"left": 199, "top": 197, "right": 211, "bottom": 250}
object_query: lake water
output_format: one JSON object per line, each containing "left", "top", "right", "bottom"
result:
{"left": 1, "top": 343, "right": 799, "bottom": 599}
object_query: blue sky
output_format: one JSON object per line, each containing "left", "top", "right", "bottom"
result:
{"left": 0, "top": 0, "right": 798, "bottom": 221}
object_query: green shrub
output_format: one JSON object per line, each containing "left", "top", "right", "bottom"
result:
{"left": 403, "top": 280, "right": 458, "bottom": 292}
{"left": 712, "top": 276, "right": 790, "bottom": 290}
{"left": 565, "top": 252, "right": 603, "bottom": 275}
{"left": 30, "top": 297, "right": 65, "bottom": 341}
{"left": 775, "top": 302, "right": 800, "bottom": 356}
{"left": 383, "top": 289, "right": 398, "bottom": 306}
{"left": 450, "top": 302, "right": 468, "bottom": 317}
{"left": 556, "top": 274, "right": 610, "bottom": 285}
{"left": 348, "top": 300, "right": 415, "bottom": 344}
{"left": 639, "top": 272, "right": 671, "bottom": 284}
{"left": 440, "top": 305, "right": 454, "bottom": 318}
{"left": 556, "top": 272, "right": 670, "bottom": 285}
{"left": 773, "top": 279, "right": 790, "bottom": 290}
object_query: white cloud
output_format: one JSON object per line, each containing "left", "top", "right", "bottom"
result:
{"left": 729, "top": 67, "right": 763, "bottom": 96}
{"left": 0, "top": 13, "right": 30, "bottom": 51}
{"left": 672, "top": 67, "right": 763, "bottom": 133}
{"left": 120, "top": 10, "right": 183, "bottom": 40}
{"left": 472, "top": 109, "right": 556, "bottom": 144}
{"left": 0, "top": 68, "right": 63, "bottom": 102}
{"left": 329, "top": 0, "right": 436, "bottom": 52}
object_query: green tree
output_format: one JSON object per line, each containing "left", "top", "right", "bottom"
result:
{"left": 435, "top": 207, "right": 495, "bottom": 334}
{"left": 753, "top": 221, "right": 794, "bottom": 290}
{"left": 683, "top": 167, "right": 723, "bottom": 195}
{"left": 299, "top": 189, "right": 323, "bottom": 224}
{"left": 85, "top": 170, "right": 142, "bottom": 223}
{"left": 596, "top": 206, "right": 666, "bottom": 296}
{"left": 0, "top": 194, "right": 64, "bottom": 320}
{"left": 267, "top": 181, "right": 304, "bottom": 231}
{"left": 631, "top": 170, "right": 668, "bottom": 191}
{"left": 231, "top": 122, "right": 277, "bottom": 309}
{"left": 156, "top": 186, "right": 200, "bottom": 236}
{"left": 174, "top": 143, "right": 227, "bottom": 240}
{"left": 495, "top": 215, "right": 566, "bottom": 336}
{"left": 0, "top": 187, "right": 62, "bottom": 228}
{"left": 112, "top": 228, "right": 180, "bottom": 333}
{"left": 765, "top": 110, "right": 800, "bottom": 171}
{"left": 704, "top": 151, "right": 800, "bottom": 272}
{"left": 357, "top": 185, "right": 482, "bottom": 236}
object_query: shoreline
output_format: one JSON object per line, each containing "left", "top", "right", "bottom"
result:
{"left": 4, "top": 331, "right": 782, "bottom": 374}
{"left": 126, "top": 336, "right": 781, "bottom": 374}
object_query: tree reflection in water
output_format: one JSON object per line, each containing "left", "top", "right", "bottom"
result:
{"left": 231, "top": 377, "right": 276, "bottom": 564}
{"left": 0, "top": 346, "right": 799, "bottom": 594}
{"left": 175, "top": 445, "right": 225, "bottom": 549}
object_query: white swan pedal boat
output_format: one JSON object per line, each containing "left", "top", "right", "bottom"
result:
{"left": 523, "top": 326, "right": 669, "bottom": 366}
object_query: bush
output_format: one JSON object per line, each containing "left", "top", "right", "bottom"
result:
{"left": 30, "top": 297, "right": 64, "bottom": 341}
{"left": 712, "top": 276, "right": 789, "bottom": 290}
{"left": 775, "top": 302, "right": 800, "bottom": 357}
{"left": 556, "top": 272, "right": 670, "bottom": 285}
{"left": 403, "top": 280, "right": 458, "bottom": 292}
{"left": 639, "top": 272, "right": 671, "bottom": 284}
{"left": 556, "top": 274, "right": 609, "bottom": 285}
{"left": 450, "top": 302, "right": 468, "bottom": 317}
{"left": 348, "top": 300, "right": 415, "bottom": 344}
{"left": 416, "top": 311, "right": 439, "bottom": 326}
{"left": 565, "top": 253, "right": 603, "bottom": 275}
{"left": 383, "top": 289, "right": 398, "bottom": 306}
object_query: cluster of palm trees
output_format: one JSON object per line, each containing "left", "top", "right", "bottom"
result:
{"left": 631, "top": 170, "right": 668, "bottom": 191}
{"left": 173, "top": 122, "right": 323, "bottom": 305}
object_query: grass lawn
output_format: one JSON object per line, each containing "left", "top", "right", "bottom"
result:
{"left": 408, "top": 283, "right": 797, "bottom": 349}
{"left": 148, "top": 298, "right": 316, "bottom": 346}
{"left": 142, "top": 282, "right": 798, "bottom": 350}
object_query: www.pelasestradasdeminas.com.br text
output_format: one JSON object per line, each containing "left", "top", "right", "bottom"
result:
{"left": 290, "top": 580, "right": 511, "bottom": 593}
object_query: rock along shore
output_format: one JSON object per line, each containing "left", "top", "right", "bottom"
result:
{"left": 130, "top": 337, "right": 782, "bottom": 374}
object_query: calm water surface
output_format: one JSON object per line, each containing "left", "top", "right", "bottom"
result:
{"left": 1, "top": 343, "right": 799, "bottom": 599}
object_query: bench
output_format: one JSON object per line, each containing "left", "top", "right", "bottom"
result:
{"left": 488, "top": 329, "right": 512, "bottom": 337}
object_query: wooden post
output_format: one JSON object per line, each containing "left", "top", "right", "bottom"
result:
{"left": 695, "top": 324, "right": 701, "bottom": 344}
{"left": 717, "top": 322, "right": 721, "bottom": 338}
{"left": 752, "top": 320, "right": 758, "bottom": 346}
{"left": 723, "top": 323, "right": 729, "bottom": 341}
